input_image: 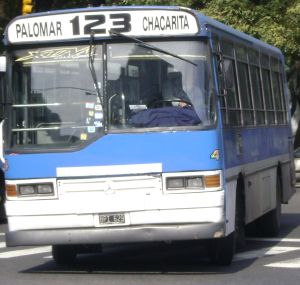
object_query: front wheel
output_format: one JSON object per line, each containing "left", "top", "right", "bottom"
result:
{"left": 209, "top": 232, "right": 235, "bottom": 265}
{"left": 52, "top": 245, "right": 77, "bottom": 266}
{"left": 209, "top": 184, "right": 245, "bottom": 265}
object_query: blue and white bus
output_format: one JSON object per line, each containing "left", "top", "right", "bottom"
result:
{"left": 1, "top": 6, "right": 295, "bottom": 265}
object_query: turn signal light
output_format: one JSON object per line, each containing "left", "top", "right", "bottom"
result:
{"left": 204, "top": 174, "right": 220, "bottom": 188}
{"left": 6, "top": 184, "right": 17, "bottom": 197}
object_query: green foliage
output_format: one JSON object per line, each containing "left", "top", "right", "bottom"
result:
{"left": 0, "top": 0, "right": 299, "bottom": 82}
{"left": 201, "top": 0, "right": 300, "bottom": 67}
{"left": 0, "top": 0, "right": 20, "bottom": 35}
{"left": 119, "top": 0, "right": 195, "bottom": 6}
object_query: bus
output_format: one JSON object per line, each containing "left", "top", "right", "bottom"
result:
{"left": 1, "top": 6, "right": 295, "bottom": 265}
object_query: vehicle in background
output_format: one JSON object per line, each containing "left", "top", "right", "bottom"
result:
{"left": 294, "top": 147, "right": 300, "bottom": 187}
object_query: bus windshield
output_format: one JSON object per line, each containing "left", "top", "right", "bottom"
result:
{"left": 10, "top": 40, "right": 214, "bottom": 150}
{"left": 107, "top": 40, "right": 214, "bottom": 130}
{"left": 11, "top": 45, "right": 103, "bottom": 150}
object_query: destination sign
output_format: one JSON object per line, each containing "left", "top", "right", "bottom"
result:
{"left": 7, "top": 9, "right": 199, "bottom": 44}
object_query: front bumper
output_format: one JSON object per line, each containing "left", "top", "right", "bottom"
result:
{"left": 5, "top": 172, "right": 225, "bottom": 246}
{"left": 6, "top": 222, "right": 224, "bottom": 246}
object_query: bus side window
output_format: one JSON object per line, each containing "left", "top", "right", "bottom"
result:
{"left": 249, "top": 49, "right": 265, "bottom": 125}
{"left": 271, "top": 57, "right": 285, "bottom": 124}
{"left": 261, "top": 54, "right": 275, "bottom": 125}
{"left": 220, "top": 40, "right": 241, "bottom": 127}
{"left": 236, "top": 46, "right": 254, "bottom": 126}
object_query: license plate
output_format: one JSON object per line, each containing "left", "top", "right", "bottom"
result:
{"left": 99, "top": 213, "right": 125, "bottom": 225}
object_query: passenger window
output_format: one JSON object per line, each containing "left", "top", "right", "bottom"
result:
{"left": 262, "top": 68, "right": 275, "bottom": 125}
{"left": 261, "top": 54, "right": 276, "bottom": 125}
{"left": 237, "top": 60, "right": 253, "bottom": 125}
{"left": 250, "top": 65, "right": 265, "bottom": 125}
{"left": 219, "top": 39, "right": 241, "bottom": 127}
{"left": 271, "top": 61, "right": 285, "bottom": 124}
{"left": 224, "top": 58, "right": 241, "bottom": 126}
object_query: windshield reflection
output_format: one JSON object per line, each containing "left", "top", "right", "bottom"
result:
{"left": 107, "top": 40, "right": 213, "bottom": 129}
{"left": 11, "top": 45, "right": 103, "bottom": 149}
{"left": 9, "top": 40, "right": 214, "bottom": 151}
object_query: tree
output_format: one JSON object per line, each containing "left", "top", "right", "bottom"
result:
{"left": 0, "top": 0, "right": 299, "bottom": 126}
{"left": 201, "top": 0, "right": 299, "bottom": 68}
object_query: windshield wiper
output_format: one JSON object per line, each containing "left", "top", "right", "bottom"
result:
{"left": 89, "top": 32, "right": 103, "bottom": 106}
{"left": 109, "top": 30, "right": 197, "bottom": 67}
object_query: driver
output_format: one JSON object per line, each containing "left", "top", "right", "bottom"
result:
{"left": 161, "top": 72, "right": 191, "bottom": 106}
{"left": 130, "top": 72, "right": 201, "bottom": 127}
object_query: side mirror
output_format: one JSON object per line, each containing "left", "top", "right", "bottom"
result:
{"left": 0, "top": 57, "right": 6, "bottom": 73}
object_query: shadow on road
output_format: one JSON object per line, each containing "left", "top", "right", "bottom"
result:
{"left": 22, "top": 241, "right": 255, "bottom": 275}
{"left": 19, "top": 191, "right": 300, "bottom": 275}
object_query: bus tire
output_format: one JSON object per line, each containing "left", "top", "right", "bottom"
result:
{"left": 0, "top": 171, "right": 6, "bottom": 223}
{"left": 209, "top": 232, "right": 235, "bottom": 265}
{"left": 209, "top": 182, "right": 245, "bottom": 265}
{"left": 235, "top": 182, "right": 246, "bottom": 250}
{"left": 0, "top": 195, "right": 6, "bottom": 223}
{"left": 52, "top": 245, "right": 77, "bottom": 265}
{"left": 257, "top": 175, "right": 281, "bottom": 237}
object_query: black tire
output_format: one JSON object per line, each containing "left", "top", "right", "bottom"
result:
{"left": 0, "top": 172, "right": 6, "bottom": 223}
{"left": 209, "top": 182, "right": 245, "bottom": 265}
{"left": 235, "top": 185, "right": 246, "bottom": 250}
{"left": 209, "top": 232, "right": 235, "bottom": 266}
{"left": 52, "top": 245, "right": 77, "bottom": 265}
{"left": 256, "top": 175, "right": 282, "bottom": 237}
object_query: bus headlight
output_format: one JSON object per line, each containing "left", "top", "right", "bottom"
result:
{"left": 187, "top": 177, "right": 204, "bottom": 188}
{"left": 37, "top": 184, "right": 53, "bottom": 194}
{"left": 19, "top": 185, "right": 35, "bottom": 195}
{"left": 166, "top": 176, "right": 204, "bottom": 190}
{"left": 164, "top": 172, "right": 221, "bottom": 192}
{"left": 167, "top": 177, "right": 185, "bottom": 189}
{"left": 18, "top": 183, "right": 54, "bottom": 196}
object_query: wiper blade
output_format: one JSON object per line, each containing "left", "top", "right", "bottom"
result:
{"left": 89, "top": 32, "right": 103, "bottom": 106}
{"left": 109, "top": 30, "right": 197, "bottom": 67}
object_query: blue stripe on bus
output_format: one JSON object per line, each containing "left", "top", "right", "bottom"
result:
{"left": 223, "top": 126, "right": 291, "bottom": 169}
{"left": 5, "top": 125, "right": 291, "bottom": 180}
{"left": 5, "top": 129, "right": 222, "bottom": 179}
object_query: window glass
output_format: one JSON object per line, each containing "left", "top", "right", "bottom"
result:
{"left": 249, "top": 49, "right": 259, "bottom": 65}
{"left": 262, "top": 68, "right": 275, "bottom": 124}
{"left": 250, "top": 65, "right": 265, "bottom": 125}
{"left": 11, "top": 46, "right": 103, "bottom": 150}
{"left": 271, "top": 57, "right": 280, "bottom": 72}
{"left": 271, "top": 70, "right": 284, "bottom": 124}
{"left": 211, "top": 34, "right": 219, "bottom": 53}
{"left": 237, "top": 61, "right": 253, "bottom": 125}
{"left": 236, "top": 46, "right": 247, "bottom": 61}
{"left": 261, "top": 54, "right": 269, "bottom": 68}
{"left": 107, "top": 41, "right": 214, "bottom": 129}
{"left": 222, "top": 58, "right": 241, "bottom": 126}
{"left": 221, "top": 41, "right": 234, "bottom": 57}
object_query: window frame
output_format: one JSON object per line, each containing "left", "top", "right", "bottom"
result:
{"left": 212, "top": 33, "right": 288, "bottom": 128}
